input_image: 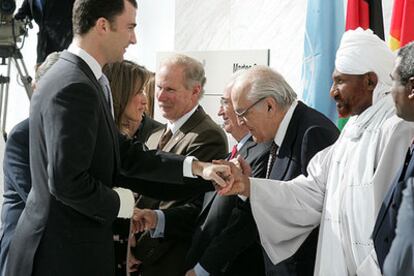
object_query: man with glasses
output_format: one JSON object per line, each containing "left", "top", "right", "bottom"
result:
{"left": 219, "top": 28, "right": 414, "bottom": 276}
{"left": 230, "top": 65, "right": 339, "bottom": 276}
{"left": 185, "top": 76, "right": 270, "bottom": 276}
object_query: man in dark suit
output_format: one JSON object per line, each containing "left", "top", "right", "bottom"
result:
{"left": 5, "top": 1, "right": 229, "bottom": 275}
{"left": 128, "top": 54, "right": 228, "bottom": 276}
{"left": 224, "top": 65, "right": 339, "bottom": 276}
{"left": 373, "top": 41, "right": 414, "bottom": 275}
{"left": 184, "top": 78, "right": 270, "bottom": 276}
{"left": 15, "top": 0, "right": 74, "bottom": 64}
{"left": 0, "top": 51, "right": 60, "bottom": 276}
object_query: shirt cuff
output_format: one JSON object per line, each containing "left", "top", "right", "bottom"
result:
{"left": 194, "top": 263, "right": 210, "bottom": 276}
{"left": 238, "top": 195, "right": 248, "bottom": 201}
{"left": 113, "top": 187, "right": 135, "bottom": 218}
{"left": 184, "top": 156, "right": 197, "bottom": 178}
{"left": 150, "top": 210, "right": 165, "bottom": 238}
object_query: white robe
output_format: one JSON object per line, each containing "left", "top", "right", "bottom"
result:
{"left": 250, "top": 95, "right": 414, "bottom": 276}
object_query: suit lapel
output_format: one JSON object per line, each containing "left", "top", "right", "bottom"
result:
{"left": 269, "top": 102, "right": 305, "bottom": 180}
{"left": 163, "top": 106, "right": 206, "bottom": 152}
{"left": 60, "top": 51, "right": 120, "bottom": 171}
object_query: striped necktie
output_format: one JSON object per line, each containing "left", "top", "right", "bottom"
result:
{"left": 158, "top": 128, "right": 172, "bottom": 150}
{"left": 266, "top": 141, "right": 278, "bottom": 179}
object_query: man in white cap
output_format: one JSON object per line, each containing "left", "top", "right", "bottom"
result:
{"left": 219, "top": 28, "right": 414, "bottom": 275}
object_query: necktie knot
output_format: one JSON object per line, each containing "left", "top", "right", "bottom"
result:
{"left": 266, "top": 141, "right": 278, "bottom": 179}
{"left": 158, "top": 128, "right": 173, "bottom": 150}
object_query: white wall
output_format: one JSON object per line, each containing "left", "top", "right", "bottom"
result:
{"left": 4, "top": 0, "right": 395, "bottom": 133}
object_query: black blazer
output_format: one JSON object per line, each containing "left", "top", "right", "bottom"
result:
{"left": 5, "top": 51, "right": 212, "bottom": 276}
{"left": 373, "top": 149, "right": 414, "bottom": 272}
{"left": 15, "top": 0, "right": 74, "bottom": 63}
{"left": 185, "top": 138, "right": 270, "bottom": 276}
{"left": 265, "top": 101, "right": 339, "bottom": 276}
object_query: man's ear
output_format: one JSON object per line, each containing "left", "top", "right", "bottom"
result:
{"left": 367, "top": 72, "right": 378, "bottom": 91}
{"left": 96, "top": 17, "right": 110, "bottom": 33}
{"left": 408, "top": 76, "right": 414, "bottom": 100}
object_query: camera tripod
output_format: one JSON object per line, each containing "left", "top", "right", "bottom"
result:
{"left": 0, "top": 45, "right": 33, "bottom": 141}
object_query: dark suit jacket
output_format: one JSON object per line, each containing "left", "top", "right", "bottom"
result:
{"left": 383, "top": 177, "right": 414, "bottom": 276}
{"left": 185, "top": 137, "right": 270, "bottom": 276}
{"left": 0, "top": 119, "right": 30, "bottom": 276}
{"left": 5, "top": 51, "right": 213, "bottom": 276}
{"left": 131, "top": 106, "right": 228, "bottom": 276}
{"left": 373, "top": 149, "right": 414, "bottom": 272}
{"left": 265, "top": 101, "right": 339, "bottom": 276}
{"left": 15, "top": 0, "right": 74, "bottom": 63}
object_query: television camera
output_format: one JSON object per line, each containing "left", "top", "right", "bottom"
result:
{"left": 0, "top": 0, "right": 32, "bottom": 140}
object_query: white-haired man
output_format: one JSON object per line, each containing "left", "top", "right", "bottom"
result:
{"left": 220, "top": 28, "right": 414, "bottom": 276}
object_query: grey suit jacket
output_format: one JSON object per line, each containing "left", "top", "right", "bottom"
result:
{"left": 383, "top": 177, "right": 414, "bottom": 276}
{"left": 133, "top": 106, "right": 228, "bottom": 276}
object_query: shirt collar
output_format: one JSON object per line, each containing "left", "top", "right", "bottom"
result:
{"left": 274, "top": 100, "right": 298, "bottom": 149}
{"left": 237, "top": 133, "right": 252, "bottom": 151}
{"left": 167, "top": 105, "right": 199, "bottom": 135}
{"left": 67, "top": 44, "right": 102, "bottom": 80}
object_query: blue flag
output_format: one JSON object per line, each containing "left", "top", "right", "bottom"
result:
{"left": 302, "top": 0, "right": 345, "bottom": 122}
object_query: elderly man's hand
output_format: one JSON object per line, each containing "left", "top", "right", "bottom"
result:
{"left": 131, "top": 208, "right": 157, "bottom": 232}
{"left": 192, "top": 160, "right": 233, "bottom": 188}
{"left": 214, "top": 156, "right": 251, "bottom": 197}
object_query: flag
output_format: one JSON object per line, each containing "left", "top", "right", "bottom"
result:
{"left": 346, "top": 0, "right": 385, "bottom": 39}
{"left": 301, "top": 0, "right": 345, "bottom": 123}
{"left": 338, "top": 0, "right": 385, "bottom": 129}
{"left": 389, "top": 0, "right": 414, "bottom": 51}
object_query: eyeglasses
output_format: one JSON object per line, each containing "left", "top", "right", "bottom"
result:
{"left": 235, "top": 97, "right": 266, "bottom": 119}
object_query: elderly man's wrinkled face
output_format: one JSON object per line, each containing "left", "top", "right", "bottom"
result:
{"left": 231, "top": 85, "right": 280, "bottom": 143}
{"left": 391, "top": 58, "right": 414, "bottom": 121}
{"left": 330, "top": 69, "right": 373, "bottom": 117}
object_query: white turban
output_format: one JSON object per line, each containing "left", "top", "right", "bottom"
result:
{"left": 335, "top": 28, "right": 395, "bottom": 104}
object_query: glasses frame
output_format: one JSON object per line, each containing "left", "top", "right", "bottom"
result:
{"left": 235, "top": 97, "right": 266, "bottom": 119}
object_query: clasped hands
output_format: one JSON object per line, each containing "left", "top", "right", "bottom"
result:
{"left": 193, "top": 156, "right": 252, "bottom": 197}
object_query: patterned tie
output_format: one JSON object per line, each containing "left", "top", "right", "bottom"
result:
{"left": 266, "top": 141, "right": 278, "bottom": 179}
{"left": 98, "top": 74, "right": 114, "bottom": 118}
{"left": 229, "top": 144, "right": 238, "bottom": 159}
{"left": 158, "top": 128, "right": 172, "bottom": 150}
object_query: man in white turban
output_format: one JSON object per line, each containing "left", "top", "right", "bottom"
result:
{"left": 219, "top": 28, "right": 414, "bottom": 275}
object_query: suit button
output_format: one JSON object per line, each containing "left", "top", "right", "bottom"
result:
{"left": 385, "top": 237, "right": 389, "bottom": 243}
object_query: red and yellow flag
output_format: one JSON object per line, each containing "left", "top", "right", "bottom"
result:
{"left": 389, "top": 0, "right": 414, "bottom": 51}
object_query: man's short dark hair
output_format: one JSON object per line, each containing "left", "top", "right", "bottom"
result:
{"left": 72, "top": 0, "right": 137, "bottom": 35}
{"left": 397, "top": 41, "right": 414, "bottom": 85}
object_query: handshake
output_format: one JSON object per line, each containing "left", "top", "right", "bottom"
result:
{"left": 127, "top": 156, "right": 252, "bottom": 273}
{"left": 130, "top": 156, "right": 254, "bottom": 232}
{"left": 192, "top": 156, "right": 253, "bottom": 197}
